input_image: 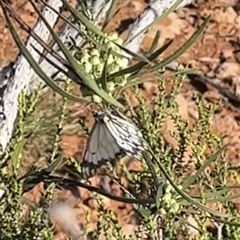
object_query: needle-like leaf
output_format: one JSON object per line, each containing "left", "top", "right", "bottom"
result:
{"left": 28, "top": 0, "right": 124, "bottom": 108}
{"left": 1, "top": 4, "right": 89, "bottom": 103}
{"left": 153, "top": 16, "right": 211, "bottom": 71}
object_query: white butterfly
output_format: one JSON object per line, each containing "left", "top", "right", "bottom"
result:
{"left": 82, "top": 109, "right": 147, "bottom": 176}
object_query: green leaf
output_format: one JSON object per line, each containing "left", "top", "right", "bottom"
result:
{"left": 114, "top": 42, "right": 150, "bottom": 63}
{"left": 47, "top": 157, "right": 64, "bottom": 175}
{"left": 76, "top": 0, "right": 91, "bottom": 19}
{"left": 29, "top": 0, "right": 123, "bottom": 108}
{"left": 1, "top": 4, "right": 89, "bottom": 104}
{"left": 143, "top": 151, "right": 160, "bottom": 192}
{"left": 100, "top": 49, "right": 111, "bottom": 92}
{"left": 125, "top": 0, "right": 185, "bottom": 44}
{"left": 11, "top": 128, "right": 39, "bottom": 176}
{"left": 182, "top": 145, "right": 227, "bottom": 191}
{"left": 108, "top": 39, "right": 173, "bottom": 82}
{"left": 210, "top": 216, "right": 240, "bottom": 227}
{"left": 61, "top": 0, "right": 121, "bottom": 58}
{"left": 149, "top": 30, "right": 161, "bottom": 54}
{"left": 11, "top": 137, "right": 26, "bottom": 175}
{"left": 113, "top": 77, "right": 155, "bottom": 94}
{"left": 156, "top": 183, "right": 164, "bottom": 209}
{"left": 149, "top": 146, "right": 230, "bottom": 219}
{"left": 40, "top": 0, "right": 82, "bottom": 35}
{"left": 62, "top": 0, "right": 149, "bottom": 63}
{"left": 102, "top": 0, "right": 119, "bottom": 30}
{"left": 153, "top": 15, "right": 211, "bottom": 71}
{"left": 61, "top": 0, "right": 106, "bottom": 37}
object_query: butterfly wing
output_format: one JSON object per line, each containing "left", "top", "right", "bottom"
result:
{"left": 82, "top": 121, "right": 122, "bottom": 177}
{"left": 103, "top": 113, "right": 147, "bottom": 160}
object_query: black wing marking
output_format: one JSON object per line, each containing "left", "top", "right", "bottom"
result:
{"left": 103, "top": 113, "right": 147, "bottom": 160}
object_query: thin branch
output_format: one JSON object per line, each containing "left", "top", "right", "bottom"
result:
{"left": 21, "top": 172, "right": 155, "bottom": 205}
{"left": 0, "top": 0, "right": 112, "bottom": 151}
{"left": 0, "top": 0, "right": 239, "bottom": 155}
{"left": 124, "top": 0, "right": 193, "bottom": 57}
{"left": 0, "top": 0, "right": 62, "bottom": 151}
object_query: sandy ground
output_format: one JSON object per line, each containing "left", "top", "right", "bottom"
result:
{"left": 1, "top": 0, "right": 240, "bottom": 239}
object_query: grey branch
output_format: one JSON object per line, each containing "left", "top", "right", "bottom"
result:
{"left": 0, "top": 0, "right": 194, "bottom": 151}
{"left": 0, "top": 0, "right": 63, "bottom": 150}
{"left": 0, "top": 0, "right": 110, "bottom": 151}
{"left": 124, "top": 0, "right": 195, "bottom": 56}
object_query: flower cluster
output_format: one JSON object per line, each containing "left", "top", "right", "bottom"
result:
{"left": 159, "top": 182, "right": 181, "bottom": 216}
{"left": 77, "top": 32, "right": 129, "bottom": 103}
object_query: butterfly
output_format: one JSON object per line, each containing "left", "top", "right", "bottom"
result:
{"left": 82, "top": 109, "right": 147, "bottom": 176}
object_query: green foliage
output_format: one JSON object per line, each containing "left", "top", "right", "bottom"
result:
{"left": 1, "top": 0, "right": 240, "bottom": 240}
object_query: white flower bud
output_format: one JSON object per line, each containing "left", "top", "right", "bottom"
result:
{"left": 109, "top": 64, "right": 120, "bottom": 74}
{"left": 160, "top": 208, "right": 167, "bottom": 215}
{"left": 96, "top": 63, "right": 104, "bottom": 73}
{"left": 109, "top": 32, "right": 119, "bottom": 41}
{"left": 81, "top": 52, "right": 90, "bottom": 63}
{"left": 171, "top": 202, "right": 180, "bottom": 213}
{"left": 116, "top": 57, "right": 129, "bottom": 68}
{"left": 115, "top": 37, "right": 123, "bottom": 46}
{"left": 84, "top": 62, "right": 92, "bottom": 73}
{"left": 92, "top": 95, "right": 102, "bottom": 103}
{"left": 165, "top": 184, "right": 173, "bottom": 194}
{"left": 107, "top": 81, "right": 115, "bottom": 92}
{"left": 90, "top": 56, "right": 101, "bottom": 66}
{"left": 90, "top": 49, "right": 100, "bottom": 57}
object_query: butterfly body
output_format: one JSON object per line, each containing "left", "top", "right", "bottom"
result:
{"left": 82, "top": 109, "right": 147, "bottom": 176}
